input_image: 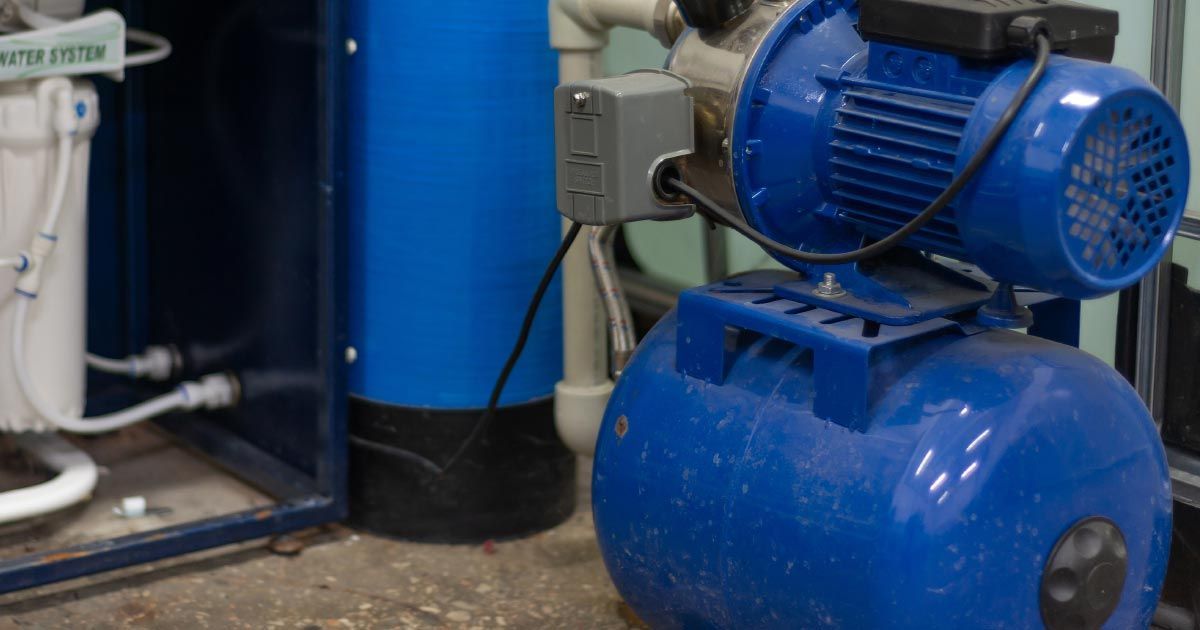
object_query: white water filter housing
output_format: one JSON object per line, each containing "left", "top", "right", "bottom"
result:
{"left": 0, "top": 77, "right": 97, "bottom": 432}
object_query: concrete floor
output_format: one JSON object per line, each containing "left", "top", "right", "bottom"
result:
{"left": 0, "top": 433, "right": 637, "bottom": 629}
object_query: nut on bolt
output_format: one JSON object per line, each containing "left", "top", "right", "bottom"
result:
{"left": 814, "top": 272, "right": 847, "bottom": 298}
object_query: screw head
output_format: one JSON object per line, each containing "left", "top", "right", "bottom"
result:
{"left": 572, "top": 92, "right": 589, "bottom": 109}
{"left": 345, "top": 38, "right": 358, "bottom": 55}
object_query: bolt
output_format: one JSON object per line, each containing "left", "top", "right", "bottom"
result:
{"left": 345, "top": 38, "right": 358, "bottom": 55}
{"left": 572, "top": 92, "right": 589, "bottom": 110}
{"left": 615, "top": 415, "right": 629, "bottom": 438}
{"left": 814, "top": 272, "right": 847, "bottom": 298}
{"left": 345, "top": 346, "right": 358, "bottom": 364}
{"left": 913, "top": 56, "right": 935, "bottom": 84}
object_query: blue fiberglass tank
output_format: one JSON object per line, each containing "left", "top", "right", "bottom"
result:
{"left": 591, "top": 0, "right": 1189, "bottom": 626}
{"left": 345, "top": 0, "right": 574, "bottom": 541}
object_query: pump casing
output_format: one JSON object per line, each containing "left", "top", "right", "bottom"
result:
{"left": 668, "top": 0, "right": 1188, "bottom": 299}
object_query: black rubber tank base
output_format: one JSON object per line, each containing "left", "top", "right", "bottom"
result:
{"left": 347, "top": 396, "right": 576, "bottom": 543}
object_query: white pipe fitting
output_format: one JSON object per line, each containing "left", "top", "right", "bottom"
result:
{"left": 87, "top": 345, "right": 179, "bottom": 381}
{"left": 550, "top": 0, "right": 662, "bottom": 51}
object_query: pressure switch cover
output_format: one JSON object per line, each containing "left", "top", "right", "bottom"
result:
{"left": 555, "top": 70, "right": 694, "bottom": 226}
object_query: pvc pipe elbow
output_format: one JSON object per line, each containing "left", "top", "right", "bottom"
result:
{"left": 550, "top": 0, "right": 609, "bottom": 51}
{"left": 555, "top": 380, "right": 614, "bottom": 456}
{"left": 550, "top": 0, "right": 662, "bottom": 51}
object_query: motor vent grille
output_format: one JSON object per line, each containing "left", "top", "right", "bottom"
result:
{"left": 829, "top": 81, "right": 974, "bottom": 259}
{"left": 1062, "top": 100, "right": 1186, "bottom": 279}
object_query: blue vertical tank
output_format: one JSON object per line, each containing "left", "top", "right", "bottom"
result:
{"left": 345, "top": 0, "right": 575, "bottom": 541}
{"left": 593, "top": 272, "right": 1172, "bottom": 628}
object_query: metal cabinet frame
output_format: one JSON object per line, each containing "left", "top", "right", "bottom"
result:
{"left": 0, "top": 0, "right": 348, "bottom": 594}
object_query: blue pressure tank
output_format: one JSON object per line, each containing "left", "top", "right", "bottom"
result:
{"left": 345, "top": 0, "right": 574, "bottom": 541}
{"left": 594, "top": 273, "right": 1172, "bottom": 628}
{"left": 590, "top": 0, "right": 1190, "bottom": 626}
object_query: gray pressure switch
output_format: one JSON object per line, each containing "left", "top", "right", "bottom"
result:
{"left": 555, "top": 70, "right": 695, "bottom": 226}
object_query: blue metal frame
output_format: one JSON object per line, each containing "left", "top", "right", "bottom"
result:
{"left": 0, "top": 0, "right": 347, "bottom": 594}
{"left": 676, "top": 269, "right": 1073, "bottom": 431}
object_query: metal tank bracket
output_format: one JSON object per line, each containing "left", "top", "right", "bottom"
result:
{"left": 676, "top": 270, "right": 1070, "bottom": 431}
{"left": 677, "top": 271, "right": 959, "bottom": 431}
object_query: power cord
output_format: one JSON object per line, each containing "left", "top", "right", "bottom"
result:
{"left": 666, "top": 33, "right": 1052, "bottom": 266}
{"left": 437, "top": 35, "right": 1052, "bottom": 468}
{"left": 440, "top": 222, "right": 585, "bottom": 474}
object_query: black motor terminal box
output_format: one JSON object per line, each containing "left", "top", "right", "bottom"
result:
{"left": 858, "top": 0, "right": 1118, "bottom": 62}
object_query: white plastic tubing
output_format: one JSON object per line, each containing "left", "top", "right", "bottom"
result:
{"left": 86, "top": 345, "right": 176, "bottom": 381}
{"left": 0, "top": 432, "right": 97, "bottom": 525}
{"left": 15, "top": 3, "right": 173, "bottom": 68}
{"left": 549, "top": 0, "right": 660, "bottom": 456}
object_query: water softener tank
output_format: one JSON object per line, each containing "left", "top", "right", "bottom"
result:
{"left": 590, "top": 0, "right": 1189, "bottom": 626}
{"left": 346, "top": 1, "right": 574, "bottom": 540}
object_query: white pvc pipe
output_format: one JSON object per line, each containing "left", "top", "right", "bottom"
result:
{"left": 0, "top": 432, "right": 97, "bottom": 525}
{"left": 554, "top": 50, "right": 614, "bottom": 457}
{"left": 584, "top": 0, "right": 658, "bottom": 33}
{"left": 550, "top": 1, "right": 660, "bottom": 456}
{"left": 550, "top": 0, "right": 660, "bottom": 50}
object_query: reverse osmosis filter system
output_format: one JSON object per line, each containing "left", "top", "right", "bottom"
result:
{"left": 0, "top": 2, "right": 236, "bottom": 526}
{"left": 552, "top": 0, "right": 1192, "bottom": 626}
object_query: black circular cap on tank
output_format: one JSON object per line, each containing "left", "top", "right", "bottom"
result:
{"left": 1040, "top": 517, "right": 1129, "bottom": 630}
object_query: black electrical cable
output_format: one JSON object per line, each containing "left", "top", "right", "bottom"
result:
{"left": 440, "top": 221, "right": 585, "bottom": 474}
{"left": 667, "top": 34, "right": 1052, "bottom": 266}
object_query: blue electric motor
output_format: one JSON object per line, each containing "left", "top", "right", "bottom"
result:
{"left": 669, "top": 0, "right": 1189, "bottom": 301}
{"left": 590, "top": 0, "right": 1191, "bottom": 627}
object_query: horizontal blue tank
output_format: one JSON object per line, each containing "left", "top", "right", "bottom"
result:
{"left": 593, "top": 271, "right": 1171, "bottom": 628}
{"left": 347, "top": 0, "right": 562, "bottom": 409}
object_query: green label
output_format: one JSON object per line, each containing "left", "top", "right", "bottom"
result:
{"left": 0, "top": 10, "right": 124, "bottom": 80}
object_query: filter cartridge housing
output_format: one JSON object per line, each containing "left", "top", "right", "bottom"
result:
{"left": 0, "top": 78, "right": 98, "bottom": 432}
